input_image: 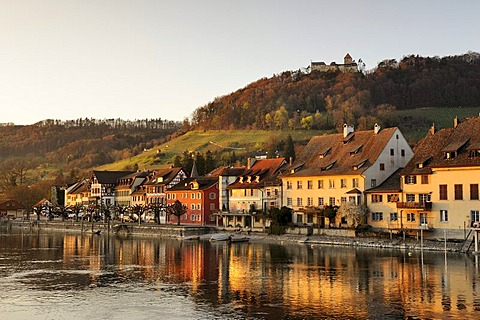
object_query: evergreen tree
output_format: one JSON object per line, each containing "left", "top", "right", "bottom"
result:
{"left": 284, "top": 134, "right": 295, "bottom": 162}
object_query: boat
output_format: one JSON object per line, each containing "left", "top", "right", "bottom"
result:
{"left": 229, "top": 236, "right": 249, "bottom": 243}
{"left": 209, "top": 233, "right": 231, "bottom": 242}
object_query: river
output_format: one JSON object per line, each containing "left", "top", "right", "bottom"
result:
{"left": 1, "top": 229, "right": 480, "bottom": 319}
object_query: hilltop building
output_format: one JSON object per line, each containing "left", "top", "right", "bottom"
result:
{"left": 310, "top": 53, "right": 358, "bottom": 73}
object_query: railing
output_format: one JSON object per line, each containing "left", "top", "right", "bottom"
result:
{"left": 396, "top": 202, "right": 432, "bottom": 210}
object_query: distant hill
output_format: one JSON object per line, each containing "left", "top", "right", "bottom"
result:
{"left": 0, "top": 118, "right": 179, "bottom": 179}
{"left": 189, "top": 52, "right": 480, "bottom": 133}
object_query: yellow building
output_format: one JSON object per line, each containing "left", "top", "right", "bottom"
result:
{"left": 398, "top": 117, "right": 480, "bottom": 239}
{"left": 282, "top": 124, "right": 413, "bottom": 227}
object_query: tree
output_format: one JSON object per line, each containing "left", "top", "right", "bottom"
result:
{"left": 268, "top": 206, "right": 293, "bottom": 226}
{"left": 167, "top": 200, "right": 187, "bottom": 226}
{"left": 336, "top": 203, "right": 368, "bottom": 229}
{"left": 284, "top": 134, "right": 295, "bottom": 162}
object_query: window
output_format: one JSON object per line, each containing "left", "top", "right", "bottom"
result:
{"left": 318, "top": 197, "right": 324, "bottom": 206}
{"left": 371, "top": 179, "right": 376, "bottom": 188}
{"left": 340, "top": 179, "right": 347, "bottom": 188}
{"left": 470, "top": 184, "right": 479, "bottom": 200}
{"left": 406, "top": 194, "right": 416, "bottom": 202}
{"left": 329, "top": 179, "right": 335, "bottom": 189}
{"left": 307, "top": 214, "right": 314, "bottom": 224}
{"left": 371, "top": 194, "right": 383, "bottom": 203}
{"left": 209, "top": 193, "right": 216, "bottom": 199}
{"left": 420, "top": 213, "right": 428, "bottom": 225}
{"left": 307, "top": 180, "right": 313, "bottom": 189}
{"left": 407, "top": 213, "right": 415, "bottom": 222}
{"left": 405, "top": 176, "right": 417, "bottom": 184}
{"left": 401, "top": 149, "right": 405, "bottom": 157}
{"left": 296, "top": 214, "right": 303, "bottom": 223}
{"left": 349, "top": 196, "right": 356, "bottom": 204}
{"left": 329, "top": 197, "right": 336, "bottom": 206}
{"left": 372, "top": 212, "right": 383, "bottom": 221}
{"left": 341, "top": 197, "right": 347, "bottom": 204}
{"left": 210, "top": 203, "right": 216, "bottom": 210}
{"left": 297, "top": 181, "right": 303, "bottom": 189}
{"left": 380, "top": 163, "right": 385, "bottom": 171}
{"left": 318, "top": 180, "right": 324, "bottom": 189}
{"left": 440, "top": 210, "right": 448, "bottom": 222}
{"left": 387, "top": 194, "right": 399, "bottom": 202}
{"left": 297, "top": 197, "right": 303, "bottom": 206}
{"left": 417, "top": 176, "right": 427, "bottom": 186}
{"left": 197, "top": 193, "right": 202, "bottom": 199}
{"left": 286, "top": 181, "right": 292, "bottom": 189}
{"left": 352, "top": 178, "right": 359, "bottom": 188}
{"left": 454, "top": 184, "right": 463, "bottom": 200}
{"left": 307, "top": 197, "right": 313, "bottom": 206}
{"left": 390, "top": 149, "right": 394, "bottom": 156}
{"left": 197, "top": 204, "right": 201, "bottom": 210}
{"left": 287, "top": 198, "right": 292, "bottom": 206}
{"left": 390, "top": 212, "right": 398, "bottom": 221}
{"left": 191, "top": 204, "right": 195, "bottom": 210}
{"left": 191, "top": 193, "right": 195, "bottom": 199}
{"left": 167, "top": 194, "right": 171, "bottom": 200}
{"left": 472, "top": 210, "right": 480, "bottom": 223}
{"left": 419, "top": 193, "right": 431, "bottom": 203}
{"left": 191, "top": 214, "right": 195, "bottom": 221}
{"left": 439, "top": 185, "right": 448, "bottom": 200}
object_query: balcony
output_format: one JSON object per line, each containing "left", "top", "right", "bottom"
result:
{"left": 396, "top": 202, "right": 432, "bottom": 210}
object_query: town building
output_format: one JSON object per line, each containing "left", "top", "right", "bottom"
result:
{"left": 221, "top": 157, "right": 287, "bottom": 230}
{"left": 397, "top": 117, "right": 480, "bottom": 239}
{"left": 89, "top": 170, "right": 134, "bottom": 207}
{"left": 165, "top": 176, "right": 219, "bottom": 225}
{"left": 115, "top": 171, "right": 150, "bottom": 207}
{"left": 282, "top": 124, "right": 413, "bottom": 228}
{"left": 143, "top": 167, "right": 188, "bottom": 205}
{"left": 0, "top": 199, "right": 26, "bottom": 219}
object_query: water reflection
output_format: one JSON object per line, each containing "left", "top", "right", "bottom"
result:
{"left": 1, "top": 229, "right": 480, "bottom": 319}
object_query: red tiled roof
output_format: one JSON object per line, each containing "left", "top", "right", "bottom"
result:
{"left": 402, "top": 117, "right": 480, "bottom": 175}
{"left": 283, "top": 127, "right": 398, "bottom": 177}
{"left": 227, "top": 158, "right": 287, "bottom": 189}
{"left": 168, "top": 176, "right": 218, "bottom": 191}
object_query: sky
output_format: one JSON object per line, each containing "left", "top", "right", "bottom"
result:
{"left": 0, "top": 0, "right": 479, "bottom": 125}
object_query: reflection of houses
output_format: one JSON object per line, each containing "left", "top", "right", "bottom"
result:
{"left": 282, "top": 124, "right": 413, "bottom": 228}
{"left": 220, "top": 158, "right": 287, "bottom": 229}
{"left": 0, "top": 199, "right": 26, "bottom": 219}
{"left": 89, "top": 170, "right": 134, "bottom": 206}
{"left": 310, "top": 53, "right": 358, "bottom": 73}
{"left": 166, "top": 176, "right": 219, "bottom": 225}
{"left": 398, "top": 117, "right": 480, "bottom": 239}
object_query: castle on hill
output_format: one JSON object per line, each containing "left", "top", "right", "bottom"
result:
{"left": 310, "top": 53, "right": 358, "bottom": 73}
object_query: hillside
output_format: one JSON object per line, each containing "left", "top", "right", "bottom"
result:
{"left": 190, "top": 52, "right": 480, "bottom": 133}
{"left": 97, "top": 129, "right": 326, "bottom": 172}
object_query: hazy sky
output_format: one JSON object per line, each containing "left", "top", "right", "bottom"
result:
{"left": 1, "top": 0, "right": 478, "bottom": 125}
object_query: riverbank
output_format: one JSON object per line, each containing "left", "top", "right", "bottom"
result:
{"left": 3, "top": 219, "right": 468, "bottom": 253}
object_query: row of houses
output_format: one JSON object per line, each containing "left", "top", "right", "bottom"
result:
{"left": 62, "top": 117, "right": 480, "bottom": 239}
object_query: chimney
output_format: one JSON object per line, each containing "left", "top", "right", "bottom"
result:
{"left": 430, "top": 123, "right": 435, "bottom": 135}
{"left": 373, "top": 123, "right": 381, "bottom": 134}
{"left": 453, "top": 116, "right": 458, "bottom": 128}
{"left": 247, "top": 157, "right": 256, "bottom": 169}
{"left": 343, "top": 124, "right": 354, "bottom": 138}
{"left": 289, "top": 157, "right": 293, "bottom": 166}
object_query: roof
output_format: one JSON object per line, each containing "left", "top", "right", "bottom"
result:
{"left": 401, "top": 117, "right": 480, "bottom": 176}
{"left": 0, "top": 199, "right": 25, "bottom": 210}
{"left": 283, "top": 127, "right": 398, "bottom": 177}
{"left": 168, "top": 176, "right": 218, "bottom": 191}
{"left": 227, "top": 158, "right": 287, "bottom": 189}
{"left": 144, "top": 167, "right": 185, "bottom": 185}
{"left": 208, "top": 166, "right": 246, "bottom": 177}
{"left": 92, "top": 170, "right": 134, "bottom": 184}
{"left": 364, "top": 168, "right": 403, "bottom": 193}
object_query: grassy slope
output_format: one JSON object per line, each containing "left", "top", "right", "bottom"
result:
{"left": 97, "top": 129, "right": 328, "bottom": 171}
{"left": 97, "top": 107, "right": 480, "bottom": 171}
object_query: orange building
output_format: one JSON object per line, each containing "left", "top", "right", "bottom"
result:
{"left": 165, "top": 176, "right": 219, "bottom": 225}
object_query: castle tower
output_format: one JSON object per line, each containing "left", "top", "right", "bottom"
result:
{"left": 344, "top": 53, "right": 353, "bottom": 65}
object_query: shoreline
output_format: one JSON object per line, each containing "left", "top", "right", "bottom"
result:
{"left": 2, "top": 220, "right": 469, "bottom": 253}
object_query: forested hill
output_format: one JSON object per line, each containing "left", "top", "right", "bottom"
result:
{"left": 0, "top": 118, "right": 179, "bottom": 174}
{"left": 190, "top": 52, "right": 480, "bottom": 131}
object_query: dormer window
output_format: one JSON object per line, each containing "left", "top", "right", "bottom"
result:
{"left": 255, "top": 176, "right": 260, "bottom": 183}
{"left": 319, "top": 147, "right": 331, "bottom": 159}
{"left": 350, "top": 145, "right": 363, "bottom": 156}
{"left": 416, "top": 156, "right": 432, "bottom": 169}
{"left": 321, "top": 161, "right": 336, "bottom": 171}
{"left": 247, "top": 176, "right": 252, "bottom": 183}
{"left": 469, "top": 149, "right": 480, "bottom": 158}
{"left": 445, "top": 151, "right": 456, "bottom": 159}
{"left": 352, "top": 160, "right": 367, "bottom": 171}
{"left": 239, "top": 177, "right": 244, "bottom": 183}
